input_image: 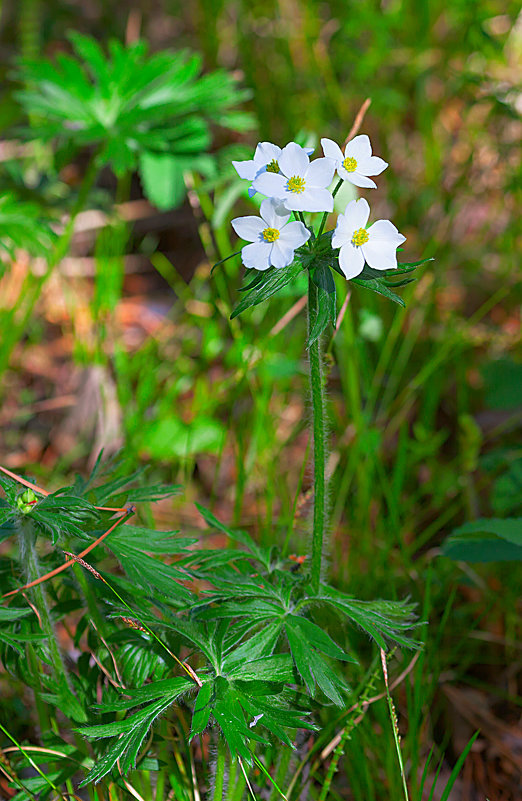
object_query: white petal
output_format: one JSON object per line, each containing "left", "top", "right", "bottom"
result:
{"left": 232, "top": 159, "right": 258, "bottom": 180}
{"left": 241, "top": 241, "right": 272, "bottom": 270}
{"left": 285, "top": 187, "right": 333, "bottom": 213}
{"left": 338, "top": 243, "right": 365, "bottom": 279}
{"left": 331, "top": 215, "right": 351, "bottom": 249}
{"left": 260, "top": 197, "right": 290, "bottom": 228}
{"left": 368, "top": 219, "right": 406, "bottom": 245}
{"left": 271, "top": 241, "right": 295, "bottom": 269}
{"left": 252, "top": 171, "right": 287, "bottom": 199}
{"left": 344, "top": 134, "right": 372, "bottom": 162}
{"left": 279, "top": 142, "right": 309, "bottom": 177}
{"left": 305, "top": 157, "right": 336, "bottom": 188}
{"left": 279, "top": 220, "right": 311, "bottom": 248}
{"left": 254, "top": 141, "right": 281, "bottom": 164}
{"left": 362, "top": 239, "right": 399, "bottom": 270}
{"left": 357, "top": 154, "right": 388, "bottom": 176}
{"left": 342, "top": 198, "right": 370, "bottom": 229}
{"left": 346, "top": 172, "right": 377, "bottom": 189}
{"left": 321, "top": 138, "right": 344, "bottom": 163}
{"left": 231, "top": 215, "right": 265, "bottom": 242}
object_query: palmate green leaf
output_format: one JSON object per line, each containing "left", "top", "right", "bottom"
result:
{"left": 40, "top": 680, "right": 88, "bottom": 723}
{"left": 0, "top": 473, "right": 26, "bottom": 504}
{"left": 222, "top": 622, "right": 281, "bottom": 669}
{"left": 78, "top": 695, "right": 176, "bottom": 784}
{"left": 109, "top": 524, "right": 196, "bottom": 555}
{"left": 211, "top": 678, "right": 268, "bottom": 762}
{"left": 195, "top": 598, "right": 284, "bottom": 623}
{"left": 190, "top": 682, "right": 213, "bottom": 740}
{"left": 396, "top": 257, "right": 434, "bottom": 270}
{"left": 100, "top": 676, "right": 194, "bottom": 712}
{"left": 186, "top": 647, "right": 312, "bottom": 754}
{"left": 0, "top": 606, "right": 33, "bottom": 622}
{"left": 350, "top": 276, "right": 406, "bottom": 307}
{"left": 236, "top": 691, "right": 315, "bottom": 748}
{"left": 286, "top": 615, "right": 356, "bottom": 663}
{"left": 0, "top": 507, "right": 15, "bottom": 527}
{"left": 106, "top": 525, "right": 194, "bottom": 603}
{"left": 0, "top": 629, "right": 45, "bottom": 655}
{"left": 227, "top": 653, "right": 297, "bottom": 684}
{"left": 16, "top": 33, "right": 253, "bottom": 185}
{"left": 139, "top": 152, "right": 186, "bottom": 211}
{"left": 330, "top": 255, "right": 431, "bottom": 307}
{"left": 195, "top": 503, "right": 274, "bottom": 568}
{"left": 285, "top": 623, "right": 349, "bottom": 706}
{"left": 318, "top": 585, "right": 420, "bottom": 650}
{"left": 230, "top": 260, "right": 305, "bottom": 319}
{"left": 124, "top": 483, "right": 181, "bottom": 503}
{"left": 111, "top": 637, "right": 170, "bottom": 687}
{"left": 139, "top": 152, "right": 213, "bottom": 211}
{"left": 28, "top": 492, "right": 99, "bottom": 543}
{"left": 159, "top": 615, "right": 216, "bottom": 664}
{"left": 196, "top": 560, "right": 287, "bottom": 601}
{"left": 179, "top": 547, "right": 253, "bottom": 571}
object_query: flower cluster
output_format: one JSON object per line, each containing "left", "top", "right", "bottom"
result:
{"left": 231, "top": 135, "right": 405, "bottom": 278}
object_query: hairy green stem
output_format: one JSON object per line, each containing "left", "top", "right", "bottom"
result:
{"left": 19, "top": 521, "right": 75, "bottom": 695}
{"left": 308, "top": 273, "right": 328, "bottom": 593}
{"left": 212, "top": 736, "right": 227, "bottom": 801}
{"left": 25, "top": 643, "right": 52, "bottom": 733}
{"left": 316, "top": 178, "right": 343, "bottom": 239}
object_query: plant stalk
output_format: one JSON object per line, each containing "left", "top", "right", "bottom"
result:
{"left": 308, "top": 273, "right": 328, "bottom": 594}
{"left": 212, "top": 736, "right": 227, "bottom": 801}
{"left": 19, "top": 521, "right": 75, "bottom": 694}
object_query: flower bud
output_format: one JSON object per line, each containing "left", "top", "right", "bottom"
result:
{"left": 16, "top": 488, "right": 38, "bottom": 514}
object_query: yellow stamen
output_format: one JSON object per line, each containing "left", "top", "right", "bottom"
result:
{"left": 266, "top": 159, "right": 280, "bottom": 173}
{"left": 287, "top": 176, "right": 306, "bottom": 194}
{"left": 343, "top": 156, "right": 358, "bottom": 172}
{"left": 351, "top": 227, "right": 369, "bottom": 246}
{"left": 262, "top": 227, "right": 280, "bottom": 242}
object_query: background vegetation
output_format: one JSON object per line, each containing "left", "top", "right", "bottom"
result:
{"left": 0, "top": 1, "right": 521, "bottom": 799}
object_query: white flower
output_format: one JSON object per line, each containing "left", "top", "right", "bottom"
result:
{"left": 332, "top": 198, "right": 406, "bottom": 279}
{"left": 231, "top": 197, "right": 311, "bottom": 271}
{"left": 321, "top": 135, "right": 388, "bottom": 189}
{"left": 232, "top": 141, "right": 313, "bottom": 198}
{"left": 251, "top": 142, "right": 335, "bottom": 213}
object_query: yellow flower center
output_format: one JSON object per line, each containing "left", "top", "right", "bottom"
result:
{"left": 343, "top": 156, "right": 358, "bottom": 173}
{"left": 351, "top": 227, "right": 369, "bottom": 246}
{"left": 262, "top": 227, "right": 280, "bottom": 243}
{"left": 287, "top": 175, "right": 306, "bottom": 193}
{"left": 266, "top": 159, "right": 280, "bottom": 173}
